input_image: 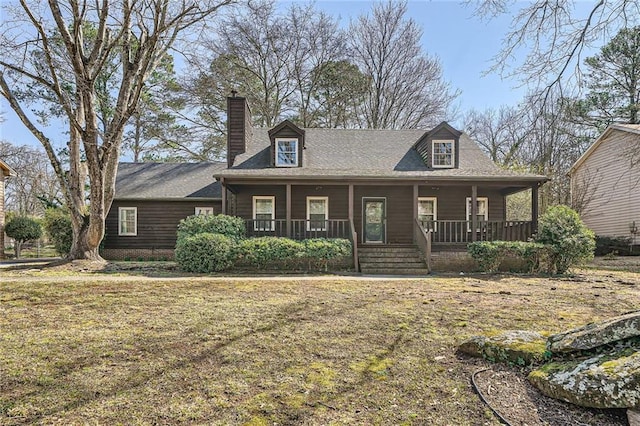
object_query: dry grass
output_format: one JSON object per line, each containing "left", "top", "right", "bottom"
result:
{"left": 1, "top": 264, "right": 639, "bottom": 425}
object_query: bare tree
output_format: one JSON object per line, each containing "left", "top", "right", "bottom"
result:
{"left": 472, "top": 0, "right": 640, "bottom": 107}
{"left": 349, "top": 1, "right": 458, "bottom": 129}
{"left": 0, "top": 142, "right": 61, "bottom": 216}
{"left": 0, "top": 0, "right": 233, "bottom": 261}
{"left": 463, "top": 106, "right": 526, "bottom": 167}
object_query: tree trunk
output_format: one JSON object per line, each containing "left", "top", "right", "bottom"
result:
{"left": 68, "top": 217, "right": 105, "bottom": 261}
{"left": 14, "top": 241, "right": 22, "bottom": 259}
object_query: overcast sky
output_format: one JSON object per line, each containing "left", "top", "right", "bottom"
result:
{"left": 0, "top": 1, "right": 601, "bottom": 150}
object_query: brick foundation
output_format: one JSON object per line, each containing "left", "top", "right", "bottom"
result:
{"left": 101, "top": 248, "right": 175, "bottom": 261}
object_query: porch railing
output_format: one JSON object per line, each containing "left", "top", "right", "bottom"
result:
{"left": 245, "top": 219, "right": 351, "bottom": 240}
{"left": 419, "top": 220, "right": 532, "bottom": 244}
{"left": 414, "top": 218, "right": 432, "bottom": 272}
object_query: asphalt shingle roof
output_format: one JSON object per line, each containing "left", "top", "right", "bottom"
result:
{"left": 220, "top": 128, "right": 546, "bottom": 181}
{"left": 115, "top": 162, "right": 225, "bottom": 199}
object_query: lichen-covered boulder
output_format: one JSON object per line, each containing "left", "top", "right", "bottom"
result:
{"left": 528, "top": 349, "right": 640, "bottom": 408}
{"left": 548, "top": 311, "right": 640, "bottom": 354}
{"left": 458, "top": 330, "right": 548, "bottom": 365}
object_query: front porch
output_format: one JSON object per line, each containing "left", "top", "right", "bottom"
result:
{"left": 243, "top": 218, "right": 534, "bottom": 245}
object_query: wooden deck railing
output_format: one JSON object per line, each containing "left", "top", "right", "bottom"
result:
{"left": 245, "top": 219, "right": 351, "bottom": 240}
{"left": 419, "top": 220, "right": 533, "bottom": 244}
{"left": 349, "top": 218, "right": 359, "bottom": 272}
{"left": 414, "top": 218, "right": 432, "bottom": 272}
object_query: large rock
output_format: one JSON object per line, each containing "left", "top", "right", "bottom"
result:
{"left": 458, "top": 330, "right": 548, "bottom": 365}
{"left": 548, "top": 311, "right": 640, "bottom": 354}
{"left": 528, "top": 349, "right": 640, "bottom": 409}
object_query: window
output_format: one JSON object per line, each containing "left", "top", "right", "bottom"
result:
{"left": 432, "top": 140, "right": 454, "bottom": 168}
{"left": 466, "top": 197, "right": 488, "bottom": 231}
{"left": 253, "top": 196, "right": 275, "bottom": 231}
{"left": 418, "top": 197, "right": 437, "bottom": 231}
{"left": 119, "top": 207, "right": 137, "bottom": 236}
{"left": 195, "top": 207, "right": 214, "bottom": 215}
{"left": 275, "top": 138, "right": 299, "bottom": 167}
{"left": 307, "top": 197, "right": 328, "bottom": 231}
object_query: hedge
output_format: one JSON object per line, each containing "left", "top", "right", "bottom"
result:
{"left": 237, "top": 237, "right": 304, "bottom": 268}
{"left": 44, "top": 208, "right": 73, "bottom": 256}
{"left": 468, "top": 241, "right": 552, "bottom": 273}
{"left": 175, "top": 233, "right": 235, "bottom": 272}
{"left": 177, "top": 214, "right": 245, "bottom": 241}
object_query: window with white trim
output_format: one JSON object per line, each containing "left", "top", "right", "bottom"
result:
{"left": 119, "top": 207, "right": 137, "bottom": 236}
{"left": 432, "top": 140, "right": 454, "bottom": 168}
{"left": 418, "top": 197, "right": 437, "bottom": 231}
{"left": 307, "top": 196, "right": 328, "bottom": 231}
{"left": 466, "top": 197, "right": 488, "bottom": 231}
{"left": 275, "top": 138, "right": 299, "bottom": 167}
{"left": 195, "top": 207, "right": 214, "bottom": 215}
{"left": 253, "top": 196, "right": 275, "bottom": 231}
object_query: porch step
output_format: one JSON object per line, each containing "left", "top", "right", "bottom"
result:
{"left": 358, "top": 245, "right": 429, "bottom": 275}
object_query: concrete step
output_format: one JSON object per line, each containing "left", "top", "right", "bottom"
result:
{"left": 359, "top": 261, "right": 426, "bottom": 269}
{"left": 359, "top": 247, "right": 419, "bottom": 254}
{"left": 360, "top": 267, "right": 430, "bottom": 275}
{"left": 358, "top": 256, "right": 425, "bottom": 263}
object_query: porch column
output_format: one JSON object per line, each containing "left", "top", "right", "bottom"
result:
{"left": 286, "top": 184, "right": 292, "bottom": 238}
{"left": 471, "top": 185, "right": 478, "bottom": 242}
{"left": 531, "top": 183, "right": 539, "bottom": 234}
{"left": 348, "top": 183, "right": 354, "bottom": 222}
{"left": 221, "top": 177, "right": 226, "bottom": 215}
{"left": 413, "top": 184, "right": 419, "bottom": 243}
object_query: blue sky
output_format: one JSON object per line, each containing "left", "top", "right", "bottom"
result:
{"left": 0, "top": 1, "right": 596, "bottom": 150}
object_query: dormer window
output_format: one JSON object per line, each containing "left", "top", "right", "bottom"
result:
{"left": 276, "top": 138, "right": 298, "bottom": 167}
{"left": 432, "top": 140, "right": 454, "bottom": 168}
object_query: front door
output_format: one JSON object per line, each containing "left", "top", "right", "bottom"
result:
{"left": 363, "top": 198, "right": 386, "bottom": 243}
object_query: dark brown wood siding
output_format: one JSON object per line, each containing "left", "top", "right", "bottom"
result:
{"left": 418, "top": 186, "right": 505, "bottom": 221}
{"left": 104, "top": 200, "right": 221, "bottom": 249}
{"left": 234, "top": 185, "right": 287, "bottom": 220}
{"left": 291, "top": 185, "right": 349, "bottom": 219}
{"left": 355, "top": 185, "right": 414, "bottom": 244}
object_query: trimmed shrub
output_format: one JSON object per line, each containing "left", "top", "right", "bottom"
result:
{"left": 5, "top": 216, "right": 43, "bottom": 258}
{"left": 468, "top": 241, "right": 551, "bottom": 273}
{"left": 595, "top": 235, "right": 640, "bottom": 256}
{"left": 44, "top": 208, "right": 73, "bottom": 256}
{"left": 535, "top": 205, "right": 596, "bottom": 274}
{"left": 238, "top": 237, "right": 304, "bottom": 268}
{"left": 177, "top": 214, "right": 245, "bottom": 241}
{"left": 175, "top": 233, "right": 234, "bottom": 272}
{"left": 303, "top": 238, "right": 352, "bottom": 270}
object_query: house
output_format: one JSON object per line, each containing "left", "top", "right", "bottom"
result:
{"left": 1, "top": 159, "right": 17, "bottom": 260}
{"left": 214, "top": 96, "right": 548, "bottom": 272}
{"left": 103, "top": 96, "right": 548, "bottom": 272}
{"left": 102, "top": 162, "right": 224, "bottom": 260}
{"left": 569, "top": 123, "right": 640, "bottom": 244}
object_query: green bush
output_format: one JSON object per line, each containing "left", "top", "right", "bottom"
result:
{"left": 177, "top": 214, "right": 245, "bottom": 241}
{"left": 5, "top": 216, "right": 43, "bottom": 258}
{"left": 238, "top": 237, "right": 304, "bottom": 268}
{"left": 535, "top": 205, "right": 596, "bottom": 274}
{"left": 468, "top": 241, "right": 551, "bottom": 273}
{"left": 302, "top": 238, "right": 352, "bottom": 271}
{"left": 43, "top": 208, "right": 73, "bottom": 256}
{"left": 595, "top": 235, "right": 639, "bottom": 256}
{"left": 175, "top": 233, "right": 235, "bottom": 272}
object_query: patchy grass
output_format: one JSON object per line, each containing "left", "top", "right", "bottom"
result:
{"left": 0, "top": 266, "right": 638, "bottom": 425}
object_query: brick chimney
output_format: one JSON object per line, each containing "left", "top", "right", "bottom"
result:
{"left": 226, "top": 93, "right": 252, "bottom": 168}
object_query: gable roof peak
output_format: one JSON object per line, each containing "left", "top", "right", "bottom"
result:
{"left": 268, "top": 119, "right": 305, "bottom": 137}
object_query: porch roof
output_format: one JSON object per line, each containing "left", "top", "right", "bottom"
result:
{"left": 218, "top": 128, "right": 547, "bottom": 182}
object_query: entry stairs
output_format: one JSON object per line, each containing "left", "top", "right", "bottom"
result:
{"left": 358, "top": 245, "right": 430, "bottom": 275}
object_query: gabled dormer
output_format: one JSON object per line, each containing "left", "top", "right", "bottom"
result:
{"left": 413, "top": 121, "right": 463, "bottom": 169}
{"left": 268, "top": 120, "right": 305, "bottom": 168}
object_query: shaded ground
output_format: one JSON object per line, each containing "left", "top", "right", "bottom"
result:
{"left": 0, "top": 261, "right": 638, "bottom": 425}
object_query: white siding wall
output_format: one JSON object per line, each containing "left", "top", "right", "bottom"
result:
{"left": 572, "top": 130, "right": 640, "bottom": 240}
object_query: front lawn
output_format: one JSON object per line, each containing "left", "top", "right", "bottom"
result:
{"left": 1, "top": 267, "right": 638, "bottom": 425}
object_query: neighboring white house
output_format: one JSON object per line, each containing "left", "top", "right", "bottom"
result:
{"left": 569, "top": 124, "right": 640, "bottom": 244}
